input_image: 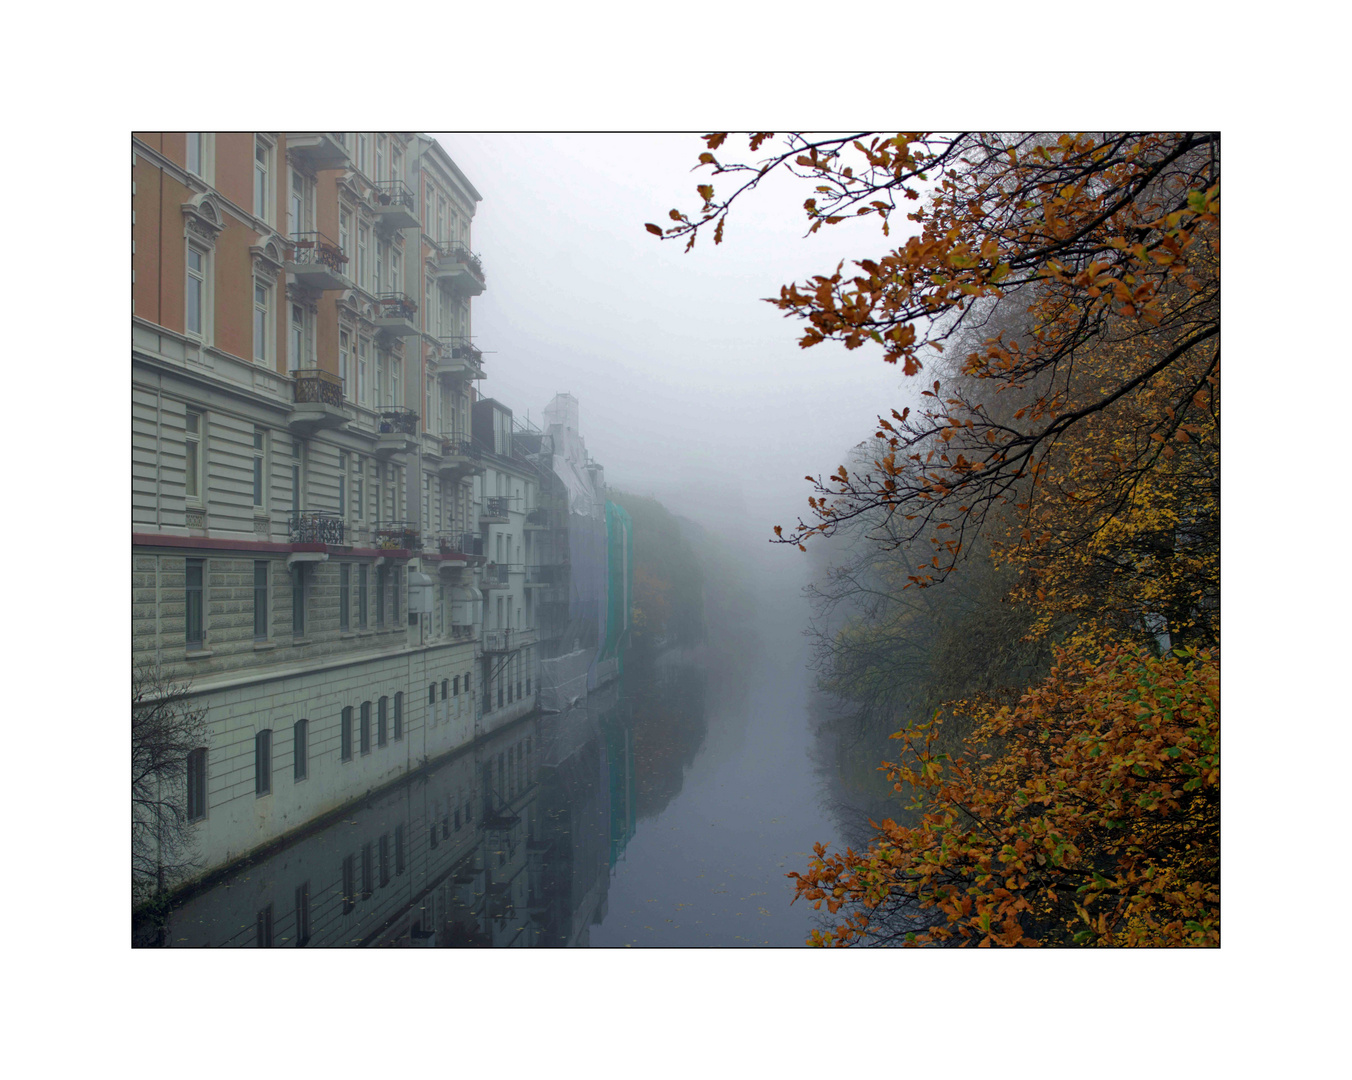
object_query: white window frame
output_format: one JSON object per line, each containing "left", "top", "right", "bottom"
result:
{"left": 391, "top": 357, "right": 401, "bottom": 412}
{"left": 253, "top": 428, "right": 268, "bottom": 509}
{"left": 357, "top": 223, "right": 369, "bottom": 292}
{"left": 185, "top": 133, "right": 214, "bottom": 183}
{"left": 254, "top": 134, "right": 274, "bottom": 224}
{"left": 339, "top": 330, "right": 351, "bottom": 400}
{"left": 185, "top": 242, "right": 210, "bottom": 341}
{"left": 253, "top": 278, "right": 270, "bottom": 364}
{"left": 357, "top": 339, "right": 369, "bottom": 407}
{"left": 185, "top": 409, "right": 204, "bottom": 504}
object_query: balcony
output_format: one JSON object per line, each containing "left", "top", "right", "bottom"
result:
{"left": 373, "top": 293, "right": 421, "bottom": 338}
{"left": 285, "top": 230, "right": 350, "bottom": 290}
{"left": 480, "top": 563, "right": 511, "bottom": 590}
{"left": 479, "top": 495, "right": 511, "bottom": 524}
{"left": 287, "top": 512, "right": 345, "bottom": 546}
{"left": 483, "top": 627, "right": 528, "bottom": 653}
{"left": 372, "top": 180, "right": 420, "bottom": 231}
{"left": 437, "top": 532, "right": 483, "bottom": 559}
{"left": 374, "top": 521, "right": 420, "bottom": 552}
{"left": 289, "top": 368, "right": 350, "bottom": 432}
{"left": 523, "top": 565, "right": 558, "bottom": 588}
{"left": 375, "top": 407, "right": 419, "bottom": 458}
{"left": 436, "top": 337, "right": 486, "bottom": 383}
{"left": 286, "top": 133, "right": 351, "bottom": 171}
{"left": 437, "top": 435, "right": 484, "bottom": 478}
{"left": 432, "top": 241, "right": 486, "bottom": 296}
{"left": 524, "top": 507, "right": 552, "bottom": 531}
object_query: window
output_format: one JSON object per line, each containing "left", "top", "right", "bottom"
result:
{"left": 453, "top": 676, "right": 459, "bottom": 697}
{"left": 342, "top": 854, "right": 355, "bottom": 914}
{"left": 360, "top": 701, "right": 371, "bottom": 755}
{"left": 362, "top": 842, "right": 373, "bottom": 899}
{"left": 295, "top": 883, "right": 311, "bottom": 946}
{"left": 338, "top": 452, "right": 347, "bottom": 518}
{"left": 392, "top": 566, "right": 401, "bottom": 621}
{"left": 256, "top": 904, "right": 273, "bottom": 947}
{"left": 186, "top": 245, "right": 206, "bottom": 337}
{"left": 184, "top": 411, "right": 203, "bottom": 502}
{"left": 393, "top": 691, "right": 403, "bottom": 741}
{"left": 253, "top": 280, "right": 269, "bottom": 363}
{"left": 339, "top": 330, "right": 351, "bottom": 400}
{"left": 394, "top": 824, "right": 405, "bottom": 875}
{"left": 358, "top": 563, "right": 368, "bottom": 629}
{"left": 428, "top": 684, "right": 436, "bottom": 707}
{"left": 293, "top": 719, "right": 308, "bottom": 781}
{"left": 291, "top": 563, "right": 306, "bottom": 638}
{"left": 252, "top": 429, "right": 266, "bottom": 508}
{"left": 339, "top": 208, "right": 352, "bottom": 267}
{"left": 375, "top": 244, "right": 386, "bottom": 298}
{"left": 354, "top": 455, "right": 364, "bottom": 523}
{"left": 288, "top": 168, "right": 310, "bottom": 237}
{"left": 357, "top": 133, "right": 369, "bottom": 176}
{"left": 465, "top": 671, "right": 471, "bottom": 695}
{"left": 391, "top": 358, "right": 401, "bottom": 412}
{"left": 379, "top": 834, "right": 390, "bottom": 887}
{"left": 374, "top": 351, "right": 385, "bottom": 410}
{"left": 340, "top": 564, "right": 350, "bottom": 631}
{"left": 291, "top": 440, "right": 303, "bottom": 516}
{"left": 375, "top": 135, "right": 385, "bottom": 182}
{"left": 376, "top": 566, "right": 387, "bottom": 628}
{"left": 378, "top": 696, "right": 388, "bottom": 746}
{"left": 357, "top": 339, "right": 368, "bottom": 406}
{"left": 358, "top": 224, "right": 369, "bottom": 290}
{"left": 255, "top": 729, "right": 272, "bottom": 796}
{"left": 253, "top": 561, "right": 268, "bottom": 640}
{"left": 254, "top": 135, "right": 272, "bottom": 221}
{"left": 392, "top": 147, "right": 403, "bottom": 185}
{"left": 441, "top": 679, "right": 449, "bottom": 701}
{"left": 186, "top": 747, "right": 207, "bottom": 821}
{"left": 289, "top": 303, "right": 306, "bottom": 372}
{"left": 340, "top": 706, "right": 353, "bottom": 762}
{"left": 185, "top": 559, "right": 204, "bottom": 649}
{"left": 186, "top": 132, "right": 204, "bottom": 177}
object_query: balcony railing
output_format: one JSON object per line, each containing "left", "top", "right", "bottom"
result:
{"left": 525, "top": 507, "right": 551, "bottom": 527}
{"left": 293, "top": 368, "right": 344, "bottom": 407}
{"left": 483, "top": 563, "right": 510, "bottom": 585}
{"left": 375, "top": 292, "right": 418, "bottom": 321}
{"left": 483, "top": 628, "right": 524, "bottom": 653}
{"left": 289, "top": 230, "right": 348, "bottom": 274}
{"left": 440, "top": 241, "right": 485, "bottom": 282}
{"left": 483, "top": 495, "right": 511, "bottom": 517}
{"left": 372, "top": 180, "right": 417, "bottom": 212}
{"left": 442, "top": 336, "right": 482, "bottom": 364}
{"left": 438, "top": 532, "right": 483, "bottom": 558}
{"left": 449, "top": 623, "right": 475, "bottom": 640}
{"left": 440, "top": 436, "right": 477, "bottom": 459}
{"left": 374, "top": 521, "right": 420, "bottom": 550}
{"left": 378, "top": 407, "right": 419, "bottom": 435}
{"left": 524, "top": 565, "right": 559, "bottom": 585}
{"left": 288, "top": 512, "right": 345, "bottom": 545}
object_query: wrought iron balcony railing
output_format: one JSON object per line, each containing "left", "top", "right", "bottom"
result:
{"left": 440, "top": 241, "right": 485, "bottom": 282}
{"left": 374, "top": 521, "right": 420, "bottom": 550}
{"left": 524, "top": 565, "right": 559, "bottom": 585}
{"left": 378, "top": 407, "right": 419, "bottom": 435}
{"left": 372, "top": 179, "right": 416, "bottom": 211}
{"left": 483, "top": 629, "right": 517, "bottom": 653}
{"left": 440, "top": 435, "right": 477, "bottom": 458}
{"left": 438, "top": 532, "right": 483, "bottom": 558}
{"left": 288, "top": 512, "right": 345, "bottom": 545}
{"left": 483, "top": 495, "right": 511, "bottom": 517}
{"left": 525, "top": 507, "right": 551, "bottom": 527}
{"left": 375, "top": 292, "right": 418, "bottom": 320}
{"left": 289, "top": 230, "right": 348, "bottom": 273}
{"left": 483, "top": 562, "right": 510, "bottom": 584}
{"left": 293, "top": 368, "right": 344, "bottom": 407}
{"left": 441, "top": 336, "right": 482, "bottom": 364}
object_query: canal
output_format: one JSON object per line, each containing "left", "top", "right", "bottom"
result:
{"left": 139, "top": 562, "right": 847, "bottom": 947}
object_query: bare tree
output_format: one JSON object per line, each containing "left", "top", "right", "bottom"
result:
{"left": 132, "top": 661, "right": 208, "bottom": 905}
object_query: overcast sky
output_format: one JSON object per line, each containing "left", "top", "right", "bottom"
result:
{"left": 430, "top": 133, "right": 923, "bottom": 563}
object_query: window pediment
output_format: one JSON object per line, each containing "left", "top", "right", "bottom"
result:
{"left": 181, "top": 193, "right": 226, "bottom": 244}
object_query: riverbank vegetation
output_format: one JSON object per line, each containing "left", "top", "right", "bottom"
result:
{"left": 655, "top": 133, "right": 1220, "bottom": 946}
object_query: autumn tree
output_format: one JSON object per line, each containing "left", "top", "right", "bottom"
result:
{"left": 650, "top": 133, "right": 1220, "bottom": 590}
{"left": 651, "top": 133, "right": 1221, "bottom": 945}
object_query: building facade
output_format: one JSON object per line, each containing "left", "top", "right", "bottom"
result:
{"left": 132, "top": 133, "right": 607, "bottom": 891}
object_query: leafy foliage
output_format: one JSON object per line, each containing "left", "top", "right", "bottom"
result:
{"left": 790, "top": 640, "right": 1219, "bottom": 947}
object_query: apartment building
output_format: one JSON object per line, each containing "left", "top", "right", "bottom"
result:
{"left": 131, "top": 132, "right": 541, "bottom": 885}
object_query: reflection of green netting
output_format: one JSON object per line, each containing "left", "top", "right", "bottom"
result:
{"left": 601, "top": 501, "right": 633, "bottom": 673}
{"left": 603, "top": 713, "right": 635, "bottom": 868}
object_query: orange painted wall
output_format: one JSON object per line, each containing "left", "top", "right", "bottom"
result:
{"left": 213, "top": 218, "right": 258, "bottom": 361}
{"left": 215, "top": 133, "right": 254, "bottom": 217}
{"left": 158, "top": 171, "right": 192, "bottom": 335}
{"left": 132, "top": 156, "right": 161, "bottom": 322}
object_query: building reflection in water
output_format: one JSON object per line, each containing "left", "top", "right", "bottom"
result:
{"left": 141, "top": 681, "right": 634, "bottom": 947}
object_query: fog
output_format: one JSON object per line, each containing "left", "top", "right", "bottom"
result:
{"left": 433, "top": 132, "right": 920, "bottom": 563}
